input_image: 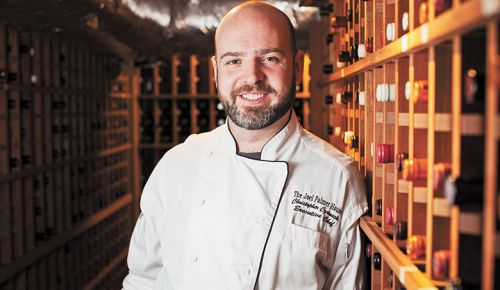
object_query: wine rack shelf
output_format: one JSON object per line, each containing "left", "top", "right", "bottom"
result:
{"left": 0, "top": 23, "right": 135, "bottom": 290}
{"left": 317, "top": 0, "right": 499, "bottom": 288}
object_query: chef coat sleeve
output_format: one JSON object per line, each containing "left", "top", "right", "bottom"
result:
{"left": 122, "top": 170, "right": 163, "bottom": 289}
{"left": 323, "top": 219, "right": 365, "bottom": 290}
{"left": 324, "top": 173, "right": 368, "bottom": 290}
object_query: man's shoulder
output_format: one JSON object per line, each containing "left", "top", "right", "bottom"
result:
{"left": 161, "top": 126, "right": 222, "bottom": 161}
{"left": 298, "top": 130, "right": 359, "bottom": 181}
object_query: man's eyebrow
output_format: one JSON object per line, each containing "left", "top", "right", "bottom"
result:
{"left": 259, "top": 48, "right": 285, "bottom": 55}
{"left": 219, "top": 51, "right": 245, "bottom": 60}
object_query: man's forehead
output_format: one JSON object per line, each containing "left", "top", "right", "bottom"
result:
{"left": 215, "top": 5, "right": 291, "bottom": 55}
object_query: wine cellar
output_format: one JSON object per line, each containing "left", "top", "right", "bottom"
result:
{"left": 0, "top": 0, "right": 499, "bottom": 289}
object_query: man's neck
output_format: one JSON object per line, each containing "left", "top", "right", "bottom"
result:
{"left": 228, "top": 110, "right": 292, "bottom": 153}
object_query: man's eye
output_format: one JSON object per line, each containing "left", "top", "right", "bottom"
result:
{"left": 263, "top": 56, "right": 279, "bottom": 62}
{"left": 226, "top": 59, "right": 240, "bottom": 65}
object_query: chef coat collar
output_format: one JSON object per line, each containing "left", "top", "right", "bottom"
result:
{"left": 220, "top": 109, "right": 302, "bottom": 161}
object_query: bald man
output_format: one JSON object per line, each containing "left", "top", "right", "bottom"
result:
{"left": 123, "top": 2, "right": 368, "bottom": 290}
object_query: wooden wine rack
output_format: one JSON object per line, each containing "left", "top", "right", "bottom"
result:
{"left": 134, "top": 53, "right": 313, "bottom": 187}
{"left": 319, "top": 0, "right": 499, "bottom": 288}
{"left": 0, "top": 24, "right": 135, "bottom": 290}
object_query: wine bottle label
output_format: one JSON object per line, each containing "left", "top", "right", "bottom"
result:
{"left": 334, "top": 127, "right": 341, "bottom": 136}
{"left": 357, "top": 44, "right": 366, "bottom": 58}
{"left": 336, "top": 93, "right": 342, "bottom": 104}
{"left": 358, "top": 91, "right": 365, "bottom": 106}
{"left": 343, "top": 131, "right": 354, "bottom": 145}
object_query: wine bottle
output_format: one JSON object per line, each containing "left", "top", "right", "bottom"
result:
{"left": 373, "top": 252, "right": 382, "bottom": 270}
{"left": 385, "top": 205, "right": 395, "bottom": 225}
{"left": 376, "top": 84, "right": 396, "bottom": 102}
{"left": 386, "top": 23, "right": 396, "bottom": 42}
{"left": 323, "top": 64, "right": 333, "bottom": 74}
{"left": 433, "top": 163, "right": 452, "bottom": 191}
{"left": 433, "top": 250, "right": 450, "bottom": 280}
{"left": 444, "top": 176, "right": 483, "bottom": 207}
{"left": 402, "top": 158, "right": 427, "bottom": 181}
{"left": 394, "top": 221, "right": 408, "bottom": 240}
{"left": 396, "top": 153, "right": 408, "bottom": 172}
{"left": 402, "top": 12, "right": 409, "bottom": 32}
{"left": 376, "top": 144, "right": 394, "bottom": 163}
{"left": 407, "top": 235, "right": 426, "bottom": 259}
{"left": 330, "top": 16, "right": 348, "bottom": 29}
{"left": 419, "top": 2, "right": 428, "bottom": 25}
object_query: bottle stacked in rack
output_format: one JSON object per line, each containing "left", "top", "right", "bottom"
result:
{"left": 316, "top": 0, "right": 500, "bottom": 288}
{"left": 0, "top": 24, "right": 133, "bottom": 290}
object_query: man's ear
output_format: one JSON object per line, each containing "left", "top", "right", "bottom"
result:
{"left": 211, "top": 55, "right": 218, "bottom": 89}
{"left": 294, "top": 50, "right": 305, "bottom": 85}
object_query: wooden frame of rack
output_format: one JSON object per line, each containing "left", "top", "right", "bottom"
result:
{"left": 320, "top": 0, "right": 499, "bottom": 288}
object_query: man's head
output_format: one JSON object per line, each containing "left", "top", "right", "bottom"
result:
{"left": 212, "top": 1, "right": 303, "bottom": 130}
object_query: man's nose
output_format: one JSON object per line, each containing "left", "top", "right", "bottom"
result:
{"left": 243, "top": 60, "right": 265, "bottom": 84}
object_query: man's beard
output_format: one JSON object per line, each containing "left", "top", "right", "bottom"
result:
{"left": 219, "top": 76, "right": 296, "bottom": 130}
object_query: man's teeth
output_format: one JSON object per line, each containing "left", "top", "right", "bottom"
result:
{"left": 241, "top": 93, "right": 264, "bottom": 100}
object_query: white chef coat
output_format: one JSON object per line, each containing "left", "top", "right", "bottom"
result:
{"left": 123, "top": 111, "right": 368, "bottom": 290}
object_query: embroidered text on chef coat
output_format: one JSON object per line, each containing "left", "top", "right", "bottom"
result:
{"left": 291, "top": 190, "right": 343, "bottom": 227}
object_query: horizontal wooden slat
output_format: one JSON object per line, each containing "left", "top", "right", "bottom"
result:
{"left": 414, "top": 114, "right": 428, "bottom": 129}
{"left": 398, "top": 179, "right": 409, "bottom": 193}
{"left": 376, "top": 112, "right": 396, "bottom": 124}
{"left": 433, "top": 198, "right": 451, "bottom": 217}
{"left": 459, "top": 211, "right": 482, "bottom": 236}
{"left": 414, "top": 187, "right": 427, "bottom": 203}
{"left": 386, "top": 172, "right": 395, "bottom": 185}
{"left": 399, "top": 113, "right": 474, "bottom": 134}
{"left": 461, "top": 114, "right": 484, "bottom": 136}
{"left": 435, "top": 113, "right": 452, "bottom": 132}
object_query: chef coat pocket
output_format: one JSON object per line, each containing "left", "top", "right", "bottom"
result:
{"left": 285, "top": 223, "right": 330, "bottom": 252}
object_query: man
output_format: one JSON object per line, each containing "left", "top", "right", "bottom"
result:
{"left": 123, "top": 1, "right": 368, "bottom": 289}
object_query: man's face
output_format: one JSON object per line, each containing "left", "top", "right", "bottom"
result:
{"left": 212, "top": 10, "right": 302, "bottom": 130}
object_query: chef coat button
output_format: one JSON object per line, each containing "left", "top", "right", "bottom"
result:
{"left": 192, "top": 256, "right": 198, "bottom": 262}
{"left": 246, "top": 268, "right": 251, "bottom": 275}
{"left": 200, "top": 199, "right": 205, "bottom": 206}
{"left": 255, "top": 215, "right": 265, "bottom": 223}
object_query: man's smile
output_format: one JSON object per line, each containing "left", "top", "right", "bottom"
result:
{"left": 239, "top": 93, "right": 267, "bottom": 101}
